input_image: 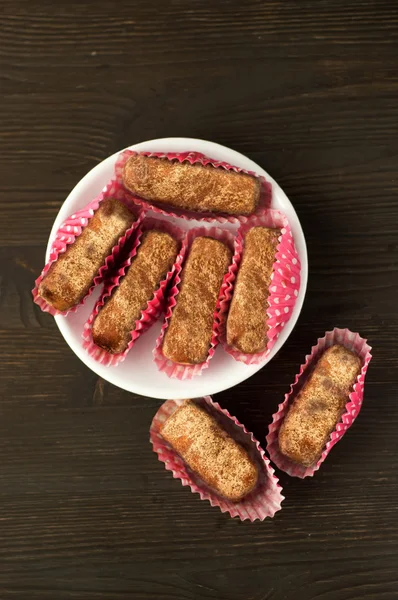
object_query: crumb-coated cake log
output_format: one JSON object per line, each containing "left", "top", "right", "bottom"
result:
{"left": 160, "top": 400, "right": 259, "bottom": 501}
{"left": 92, "top": 230, "right": 179, "bottom": 354}
{"left": 278, "top": 345, "right": 362, "bottom": 467}
{"left": 123, "top": 154, "right": 261, "bottom": 215}
{"left": 227, "top": 226, "right": 280, "bottom": 354}
{"left": 162, "top": 237, "right": 232, "bottom": 364}
{"left": 38, "top": 198, "right": 136, "bottom": 312}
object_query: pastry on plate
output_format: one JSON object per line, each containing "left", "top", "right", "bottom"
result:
{"left": 92, "top": 230, "right": 179, "bottom": 353}
{"left": 162, "top": 236, "right": 232, "bottom": 364}
{"left": 227, "top": 226, "right": 280, "bottom": 354}
{"left": 123, "top": 154, "right": 261, "bottom": 215}
{"left": 38, "top": 198, "right": 135, "bottom": 312}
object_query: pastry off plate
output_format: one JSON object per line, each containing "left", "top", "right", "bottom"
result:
{"left": 46, "top": 137, "right": 308, "bottom": 399}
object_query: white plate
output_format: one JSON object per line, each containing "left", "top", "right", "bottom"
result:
{"left": 47, "top": 138, "right": 308, "bottom": 399}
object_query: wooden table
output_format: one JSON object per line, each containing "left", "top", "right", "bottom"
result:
{"left": 1, "top": 1, "right": 397, "bottom": 598}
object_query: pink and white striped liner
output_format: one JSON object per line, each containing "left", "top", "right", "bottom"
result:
{"left": 32, "top": 179, "right": 145, "bottom": 316}
{"left": 152, "top": 226, "right": 236, "bottom": 379}
{"left": 82, "top": 218, "right": 187, "bottom": 367}
{"left": 266, "top": 328, "right": 372, "bottom": 478}
{"left": 150, "top": 396, "right": 284, "bottom": 521}
{"left": 219, "top": 210, "right": 301, "bottom": 364}
{"left": 115, "top": 149, "right": 272, "bottom": 224}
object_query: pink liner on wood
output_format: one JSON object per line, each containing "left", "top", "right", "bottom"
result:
{"left": 266, "top": 328, "right": 372, "bottom": 478}
{"left": 82, "top": 218, "right": 186, "bottom": 367}
{"left": 150, "top": 396, "right": 284, "bottom": 521}
{"left": 32, "top": 179, "right": 145, "bottom": 316}
{"left": 115, "top": 149, "right": 272, "bottom": 224}
{"left": 219, "top": 209, "right": 301, "bottom": 364}
{"left": 152, "top": 226, "right": 236, "bottom": 379}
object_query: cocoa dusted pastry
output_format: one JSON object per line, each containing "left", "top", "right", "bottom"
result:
{"left": 227, "top": 226, "right": 281, "bottom": 354}
{"left": 123, "top": 154, "right": 261, "bottom": 215}
{"left": 278, "top": 345, "right": 362, "bottom": 467}
{"left": 38, "top": 198, "right": 136, "bottom": 312}
{"left": 162, "top": 236, "right": 232, "bottom": 364}
{"left": 92, "top": 230, "right": 179, "bottom": 354}
{"left": 160, "top": 399, "right": 259, "bottom": 502}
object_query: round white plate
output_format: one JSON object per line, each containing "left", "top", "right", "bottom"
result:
{"left": 47, "top": 138, "right": 308, "bottom": 399}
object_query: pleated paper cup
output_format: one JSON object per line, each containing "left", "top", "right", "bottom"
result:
{"left": 32, "top": 179, "right": 145, "bottom": 316}
{"left": 116, "top": 149, "right": 271, "bottom": 223}
{"left": 82, "top": 217, "right": 186, "bottom": 366}
{"left": 150, "top": 396, "right": 284, "bottom": 521}
{"left": 152, "top": 226, "right": 236, "bottom": 379}
{"left": 266, "top": 328, "right": 372, "bottom": 478}
{"left": 219, "top": 209, "right": 301, "bottom": 364}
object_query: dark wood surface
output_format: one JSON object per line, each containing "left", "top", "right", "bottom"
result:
{"left": 1, "top": 1, "right": 398, "bottom": 598}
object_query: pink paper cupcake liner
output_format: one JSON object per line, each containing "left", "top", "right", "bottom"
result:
{"left": 266, "top": 328, "right": 372, "bottom": 478}
{"left": 82, "top": 217, "right": 187, "bottom": 367}
{"left": 115, "top": 149, "right": 272, "bottom": 224}
{"left": 32, "top": 179, "right": 145, "bottom": 316}
{"left": 219, "top": 209, "right": 301, "bottom": 365}
{"left": 150, "top": 396, "right": 284, "bottom": 521}
{"left": 152, "top": 226, "right": 236, "bottom": 379}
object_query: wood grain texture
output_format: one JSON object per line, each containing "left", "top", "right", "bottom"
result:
{"left": 1, "top": 0, "right": 398, "bottom": 598}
